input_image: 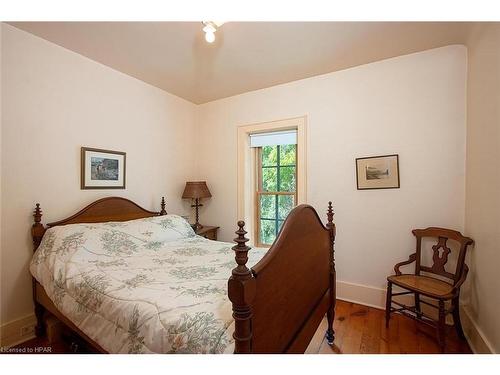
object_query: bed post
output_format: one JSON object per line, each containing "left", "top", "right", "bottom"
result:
{"left": 325, "top": 201, "right": 336, "bottom": 345}
{"left": 31, "top": 203, "right": 45, "bottom": 249}
{"left": 160, "top": 196, "right": 167, "bottom": 215}
{"left": 31, "top": 203, "right": 46, "bottom": 337}
{"left": 228, "top": 221, "right": 256, "bottom": 353}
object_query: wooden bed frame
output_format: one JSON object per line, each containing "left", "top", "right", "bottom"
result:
{"left": 30, "top": 196, "right": 336, "bottom": 354}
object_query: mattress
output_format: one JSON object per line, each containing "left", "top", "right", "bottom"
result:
{"left": 30, "top": 214, "right": 266, "bottom": 353}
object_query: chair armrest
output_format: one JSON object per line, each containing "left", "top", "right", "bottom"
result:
{"left": 394, "top": 253, "right": 417, "bottom": 275}
{"left": 452, "top": 264, "right": 469, "bottom": 294}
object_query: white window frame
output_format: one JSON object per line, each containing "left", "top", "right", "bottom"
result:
{"left": 237, "top": 116, "right": 307, "bottom": 246}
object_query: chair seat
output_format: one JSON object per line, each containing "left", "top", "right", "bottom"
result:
{"left": 388, "top": 274, "right": 455, "bottom": 299}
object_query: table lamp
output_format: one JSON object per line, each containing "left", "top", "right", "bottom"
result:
{"left": 182, "top": 181, "right": 212, "bottom": 230}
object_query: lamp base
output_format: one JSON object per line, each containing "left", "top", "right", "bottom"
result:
{"left": 192, "top": 222, "right": 204, "bottom": 231}
{"left": 191, "top": 198, "right": 204, "bottom": 232}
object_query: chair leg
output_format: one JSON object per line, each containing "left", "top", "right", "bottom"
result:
{"left": 385, "top": 281, "right": 392, "bottom": 327}
{"left": 452, "top": 296, "right": 466, "bottom": 340}
{"left": 414, "top": 292, "right": 422, "bottom": 319}
{"left": 437, "top": 300, "right": 446, "bottom": 353}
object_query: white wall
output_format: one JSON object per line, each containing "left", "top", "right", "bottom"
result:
{"left": 196, "top": 46, "right": 467, "bottom": 297}
{"left": 0, "top": 24, "right": 197, "bottom": 326}
{"left": 464, "top": 23, "right": 500, "bottom": 353}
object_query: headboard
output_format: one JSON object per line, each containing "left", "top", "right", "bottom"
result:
{"left": 31, "top": 196, "right": 167, "bottom": 250}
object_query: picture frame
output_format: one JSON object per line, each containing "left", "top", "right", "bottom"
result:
{"left": 356, "top": 154, "right": 400, "bottom": 190}
{"left": 81, "top": 147, "right": 126, "bottom": 189}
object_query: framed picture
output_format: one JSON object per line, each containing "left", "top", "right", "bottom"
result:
{"left": 81, "top": 147, "right": 126, "bottom": 189}
{"left": 356, "top": 154, "right": 400, "bottom": 190}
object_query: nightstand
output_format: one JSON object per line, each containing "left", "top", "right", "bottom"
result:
{"left": 195, "top": 225, "right": 219, "bottom": 240}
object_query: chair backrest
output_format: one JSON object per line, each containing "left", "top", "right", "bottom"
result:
{"left": 412, "top": 227, "right": 474, "bottom": 285}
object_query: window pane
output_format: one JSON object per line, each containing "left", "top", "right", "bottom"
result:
{"left": 279, "top": 166, "right": 296, "bottom": 192}
{"left": 258, "top": 143, "right": 297, "bottom": 246}
{"left": 280, "top": 144, "right": 296, "bottom": 166}
{"left": 262, "top": 167, "right": 277, "bottom": 191}
{"left": 260, "top": 194, "right": 276, "bottom": 220}
{"left": 262, "top": 145, "right": 278, "bottom": 166}
{"left": 260, "top": 219, "right": 276, "bottom": 245}
{"left": 278, "top": 195, "right": 294, "bottom": 220}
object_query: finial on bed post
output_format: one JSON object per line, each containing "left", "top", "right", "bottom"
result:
{"left": 325, "top": 201, "right": 336, "bottom": 346}
{"left": 160, "top": 197, "right": 167, "bottom": 215}
{"left": 228, "top": 220, "right": 256, "bottom": 354}
{"left": 31, "top": 203, "right": 46, "bottom": 251}
{"left": 34, "top": 203, "right": 42, "bottom": 223}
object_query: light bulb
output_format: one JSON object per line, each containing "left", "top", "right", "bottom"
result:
{"left": 205, "top": 30, "right": 215, "bottom": 43}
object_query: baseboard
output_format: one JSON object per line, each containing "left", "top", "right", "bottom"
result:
{"left": 460, "top": 305, "right": 495, "bottom": 354}
{"left": 0, "top": 314, "right": 36, "bottom": 348}
{"left": 337, "top": 280, "right": 387, "bottom": 309}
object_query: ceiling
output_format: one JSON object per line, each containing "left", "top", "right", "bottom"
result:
{"left": 9, "top": 22, "right": 471, "bottom": 104}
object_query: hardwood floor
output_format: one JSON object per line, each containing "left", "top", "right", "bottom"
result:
{"left": 5, "top": 300, "right": 471, "bottom": 354}
{"left": 306, "top": 300, "right": 472, "bottom": 354}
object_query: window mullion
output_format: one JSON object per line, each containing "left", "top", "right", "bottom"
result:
{"left": 277, "top": 145, "right": 281, "bottom": 192}
{"left": 257, "top": 148, "right": 262, "bottom": 245}
{"left": 275, "top": 145, "right": 281, "bottom": 236}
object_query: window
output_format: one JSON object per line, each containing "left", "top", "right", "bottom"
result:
{"left": 256, "top": 142, "right": 297, "bottom": 246}
{"left": 237, "top": 117, "right": 306, "bottom": 247}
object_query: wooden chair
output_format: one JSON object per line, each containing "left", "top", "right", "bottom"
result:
{"left": 385, "top": 227, "right": 473, "bottom": 352}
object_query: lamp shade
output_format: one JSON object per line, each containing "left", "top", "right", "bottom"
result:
{"left": 182, "top": 181, "right": 212, "bottom": 199}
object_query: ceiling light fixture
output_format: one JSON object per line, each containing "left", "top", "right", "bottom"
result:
{"left": 202, "top": 21, "right": 224, "bottom": 43}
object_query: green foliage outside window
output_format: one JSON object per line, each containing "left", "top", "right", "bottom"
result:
{"left": 259, "top": 144, "right": 296, "bottom": 245}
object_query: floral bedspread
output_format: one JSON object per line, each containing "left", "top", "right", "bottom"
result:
{"left": 30, "top": 215, "right": 265, "bottom": 353}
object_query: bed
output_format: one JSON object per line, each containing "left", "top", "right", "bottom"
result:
{"left": 30, "top": 197, "right": 337, "bottom": 353}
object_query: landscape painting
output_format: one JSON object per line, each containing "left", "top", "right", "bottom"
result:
{"left": 91, "top": 157, "right": 119, "bottom": 180}
{"left": 365, "top": 160, "right": 390, "bottom": 180}
{"left": 81, "top": 147, "right": 126, "bottom": 189}
{"left": 356, "top": 154, "right": 399, "bottom": 190}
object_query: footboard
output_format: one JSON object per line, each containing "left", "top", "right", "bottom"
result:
{"left": 228, "top": 202, "right": 336, "bottom": 353}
